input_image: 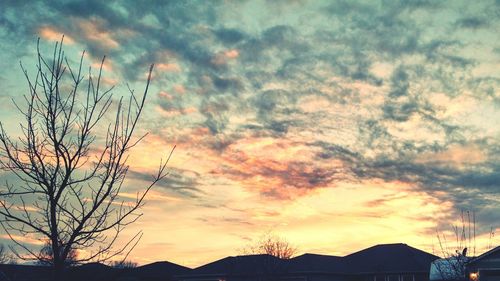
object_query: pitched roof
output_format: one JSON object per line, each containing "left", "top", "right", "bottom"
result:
{"left": 68, "top": 263, "right": 120, "bottom": 281}
{"left": 341, "top": 243, "right": 440, "bottom": 274}
{"left": 180, "top": 243, "right": 439, "bottom": 279}
{"left": 467, "top": 246, "right": 500, "bottom": 265}
{"left": 289, "top": 253, "right": 344, "bottom": 273}
{"left": 134, "top": 261, "right": 191, "bottom": 278}
{"left": 288, "top": 244, "right": 439, "bottom": 275}
{"left": 186, "top": 254, "right": 286, "bottom": 276}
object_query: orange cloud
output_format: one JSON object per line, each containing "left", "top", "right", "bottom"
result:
{"left": 156, "top": 63, "right": 181, "bottom": 72}
{"left": 211, "top": 49, "right": 240, "bottom": 65}
{"left": 100, "top": 76, "right": 119, "bottom": 86}
{"left": 158, "top": 91, "right": 174, "bottom": 100}
{"left": 173, "top": 84, "right": 186, "bottom": 94}
{"left": 224, "top": 49, "right": 239, "bottom": 59}
{"left": 77, "top": 18, "right": 122, "bottom": 49}
{"left": 415, "top": 144, "right": 486, "bottom": 167}
{"left": 205, "top": 137, "right": 341, "bottom": 199}
{"left": 39, "top": 27, "right": 75, "bottom": 44}
{"left": 182, "top": 107, "right": 198, "bottom": 114}
{"left": 91, "top": 59, "right": 114, "bottom": 72}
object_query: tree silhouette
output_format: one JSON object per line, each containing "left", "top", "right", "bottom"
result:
{"left": 0, "top": 38, "right": 172, "bottom": 280}
{"left": 37, "top": 241, "right": 78, "bottom": 267}
{"left": 0, "top": 244, "right": 14, "bottom": 264}
{"left": 110, "top": 260, "right": 138, "bottom": 268}
{"left": 432, "top": 210, "right": 479, "bottom": 281}
{"left": 243, "top": 233, "right": 297, "bottom": 259}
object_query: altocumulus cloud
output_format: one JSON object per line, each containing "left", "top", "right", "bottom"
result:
{"left": 0, "top": 0, "right": 499, "bottom": 230}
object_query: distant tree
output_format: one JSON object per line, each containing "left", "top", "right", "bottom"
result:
{"left": 37, "top": 241, "right": 78, "bottom": 267}
{"left": 0, "top": 244, "right": 14, "bottom": 264}
{"left": 243, "top": 233, "right": 297, "bottom": 259}
{"left": 0, "top": 38, "right": 173, "bottom": 281}
{"left": 110, "top": 260, "right": 138, "bottom": 269}
{"left": 431, "top": 210, "right": 485, "bottom": 281}
{"left": 0, "top": 244, "right": 8, "bottom": 264}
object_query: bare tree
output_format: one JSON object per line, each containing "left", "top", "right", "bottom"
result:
{"left": 0, "top": 38, "right": 172, "bottom": 280}
{"left": 243, "top": 233, "right": 297, "bottom": 259}
{"left": 0, "top": 244, "right": 14, "bottom": 264}
{"left": 431, "top": 210, "right": 478, "bottom": 281}
{"left": 110, "top": 260, "right": 138, "bottom": 269}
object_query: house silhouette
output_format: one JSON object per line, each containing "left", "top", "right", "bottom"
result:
{"left": 0, "top": 243, "right": 441, "bottom": 281}
{"left": 177, "top": 243, "right": 440, "bottom": 281}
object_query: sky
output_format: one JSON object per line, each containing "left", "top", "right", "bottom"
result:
{"left": 0, "top": 0, "right": 499, "bottom": 267}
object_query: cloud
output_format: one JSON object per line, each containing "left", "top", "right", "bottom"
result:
{"left": 214, "top": 28, "right": 246, "bottom": 44}
{"left": 212, "top": 76, "right": 244, "bottom": 93}
{"left": 455, "top": 17, "right": 489, "bottom": 29}
{"left": 127, "top": 167, "right": 203, "bottom": 199}
{"left": 77, "top": 17, "right": 122, "bottom": 50}
{"left": 38, "top": 26, "right": 75, "bottom": 44}
{"left": 311, "top": 139, "right": 500, "bottom": 227}
{"left": 0, "top": 234, "right": 44, "bottom": 246}
{"left": 1, "top": 0, "right": 500, "bottom": 258}
{"left": 156, "top": 63, "right": 181, "bottom": 72}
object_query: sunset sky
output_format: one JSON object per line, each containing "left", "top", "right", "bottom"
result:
{"left": 0, "top": 0, "right": 499, "bottom": 267}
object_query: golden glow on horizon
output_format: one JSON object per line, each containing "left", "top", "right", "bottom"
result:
{"left": 117, "top": 177, "right": 471, "bottom": 267}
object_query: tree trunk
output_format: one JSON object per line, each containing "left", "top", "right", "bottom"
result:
{"left": 53, "top": 260, "right": 64, "bottom": 281}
